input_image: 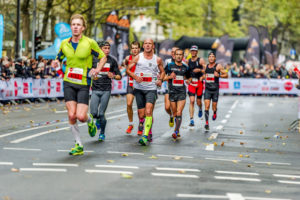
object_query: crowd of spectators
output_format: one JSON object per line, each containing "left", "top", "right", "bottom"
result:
{"left": 0, "top": 56, "right": 59, "bottom": 81}
{"left": 225, "top": 61, "right": 298, "bottom": 79}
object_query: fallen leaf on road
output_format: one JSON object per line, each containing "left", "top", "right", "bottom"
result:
{"left": 24, "top": 107, "right": 31, "bottom": 111}
{"left": 265, "top": 190, "right": 271, "bottom": 194}
{"left": 30, "top": 120, "right": 34, "bottom": 123}
{"left": 107, "top": 160, "right": 115, "bottom": 163}
{"left": 178, "top": 170, "right": 186, "bottom": 174}
{"left": 3, "top": 110, "right": 9, "bottom": 114}
{"left": 239, "top": 130, "right": 243, "bottom": 134}
{"left": 264, "top": 149, "right": 269, "bottom": 152}
{"left": 11, "top": 168, "right": 19, "bottom": 172}
{"left": 15, "top": 107, "right": 20, "bottom": 110}
{"left": 282, "top": 143, "right": 286, "bottom": 146}
{"left": 245, "top": 155, "right": 250, "bottom": 158}
{"left": 52, "top": 108, "right": 57, "bottom": 112}
{"left": 240, "top": 142, "right": 245, "bottom": 145}
{"left": 239, "top": 154, "right": 243, "bottom": 157}
{"left": 213, "top": 142, "right": 218, "bottom": 146}
{"left": 232, "top": 160, "right": 238, "bottom": 164}
{"left": 247, "top": 164, "right": 252, "bottom": 167}
{"left": 122, "top": 153, "right": 128, "bottom": 157}
{"left": 149, "top": 155, "right": 157, "bottom": 159}
{"left": 267, "top": 162, "right": 272, "bottom": 166}
{"left": 264, "top": 137, "right": 270, "bottom": 139}
{"left": 173, "top": 156, "right": 182, "bottom": 160}
{"left": 254, "top": 150, "right": 258, "bottom": 153}
{"left": 264, "top": 124, "right": 268, "bottom": 127}
{"left": 221, "top": 142, "right": 225, "bottom": 146}
{"left": 3, "top": 196, "right": 12, "bottom": 200}
{"left": 121, "top": 173, "right": 133, "bottom": 179}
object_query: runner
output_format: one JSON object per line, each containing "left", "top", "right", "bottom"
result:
{"left": 90, "top": 41, "right": 121, "bottom": 141}
{"left": 126, "top": 38, "right": 165, "bottom": 145}
{"left": 164, "top": 47, "right": 179, "bottom": 128}
{"left": 164, "top": 48, "right": 190, "bottom": 139}
{"left": 187, "top": 45, "right": 205, "bottom": 127}
{"left": 53, "top": 14, "right": 106, "bottom": 155}
{"left": 203, "top": 52, "right": 228, "bottom": 130}
{"left": 122, "top": 41, "right": 141, "bottom": 134}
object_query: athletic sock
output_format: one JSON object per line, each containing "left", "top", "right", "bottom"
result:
{"left": 144, "top": 116, "right": 152, "bottom": 137}
{"left": 205, "top": 110, "right": 209, "bottom": 123}
{"left": 175, "top": 116, "right": 182, "bottom": 132}
{"left": 87, "top": 114, "right": 92, "bottom": 123}
{"left": 70, "top": 123, "right": 82, "bottom": 146}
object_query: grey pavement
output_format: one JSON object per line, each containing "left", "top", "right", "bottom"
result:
{"left": 0, "top": 95, "right": 299, "bottom": 200}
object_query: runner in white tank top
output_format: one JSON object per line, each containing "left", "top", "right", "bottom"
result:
{"left": 126, "top": 38, "right": 165, "bottom": 146}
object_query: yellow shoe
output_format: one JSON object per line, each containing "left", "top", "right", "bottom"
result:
{"left": 169, "top": 117, "right": 174, "bottom": 127}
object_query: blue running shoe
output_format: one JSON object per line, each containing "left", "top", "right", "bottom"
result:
{"left": 98, "top": 134, "right": 105, "bottom": 141}
{"left": 189, "top": 119, "right": 194, "bottom": 127}
{"left": 198, "top": 110, "right": 203, "bottom": 118}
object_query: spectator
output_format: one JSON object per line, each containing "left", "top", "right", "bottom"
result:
{"left": 1, "top": 60, "right": 13, "bottom": 80}
{"left": 230, "top": 62, "right": 239, "bottom": 78}
{"left": 238, "top": 65, "right": 244, "bottom": 77}
{"left": 14, "top": 58, "right": 25, "bottom": 78}
{"left": 280, "top": 65, "right": 288, "bottom": 79}
{"left": 269, "top": 65, "right": 279, "bottom": 79}
{"left": 287, "top": 68, "right": 298, "bottom": 79}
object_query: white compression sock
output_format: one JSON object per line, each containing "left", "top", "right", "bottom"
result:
{"left": 70, "top": 123, "right": 82, "bottom": 146}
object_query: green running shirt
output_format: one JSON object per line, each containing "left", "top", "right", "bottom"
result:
{"left": 56, "top": 35, "right": 105, "bottom": 85}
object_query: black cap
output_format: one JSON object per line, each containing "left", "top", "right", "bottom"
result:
{"left": 208, "top": 51, "right": 216, "bottom": 57}
{"left": 98, "top": 41, "right": 110, "bottom": 47}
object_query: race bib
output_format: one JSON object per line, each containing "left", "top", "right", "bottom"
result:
{"left": 99, "top": 63, "right": 110, "bottom": 75}
{"left": 191, "top": 78, "right": 199, "bottom": 87}
{"left": 67, "top": 68, "right": 83, "bottom": 83}
{"left": 139, "top": 73, "right": 152, "bottom": 83}
{"left": 206, "top": 74, "right": 215, "bottom": 83}
{"left": 172, "top": 75, "right": 184, "bottom": 86}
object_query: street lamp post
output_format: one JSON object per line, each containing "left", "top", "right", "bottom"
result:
{"left": 15, "top": 0, "right": 20, "bottom": 59}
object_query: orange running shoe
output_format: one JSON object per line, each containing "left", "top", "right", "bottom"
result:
{"left": 126, "top": 125, "right": 134, "bottom": 134}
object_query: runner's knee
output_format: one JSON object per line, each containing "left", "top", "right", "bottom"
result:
{"left": 76, "top": 113, "right": 86, "bottom": 123}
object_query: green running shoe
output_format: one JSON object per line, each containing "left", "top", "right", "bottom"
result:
{"left": 88, "top": 114, "right": 97, "bottom": 137}
{"left": 139, "top": 135, "right": 148, "bottom": 146}
{"left": 69, "top": 144, "right": 84, "bottom": 156}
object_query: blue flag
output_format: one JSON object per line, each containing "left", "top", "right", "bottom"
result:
{"left": 0, "top": 14, "right": 4, "bottom": 58}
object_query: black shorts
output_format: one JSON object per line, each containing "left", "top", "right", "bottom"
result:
{"left": 204, "top": 89, "right": 219, "bottom": 102}
{"left": 63, "top": 81, "right": 90, "bottom": 105}
{"left": 163, "top": 89, "right": 169, "bottom": 95}
{"left": 127, "top": 86, "right": 134, "bottom": 95}
{"left": 134, "top": 89, "right": 157, "bottom": 109}
{"left": 169, "top": 92, "right": 186, "bottom": 102}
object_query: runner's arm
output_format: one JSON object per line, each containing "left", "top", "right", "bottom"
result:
{"left": 126, "top": 55, "right": 142, "bottom": 82}
{"left": 156, "top": 57, "right": 165, "bottom": 86}
{"left": 91, "top": 40, "right": 107, "bottom": 75}
{"left": 112, "top": 59, "right": 122, "bottom": 80}
{"left": 217, "top": 64, "right": 228, "bottom": 78}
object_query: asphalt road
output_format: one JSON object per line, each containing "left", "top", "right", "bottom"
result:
{"left": 0, "top": 95, "right": 300, "bottom": 200}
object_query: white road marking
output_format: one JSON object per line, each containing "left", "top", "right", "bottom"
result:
{"left": 205, "top": 144, "right": 214, "bottom": 151}
{"left": 254, "top": 161, "right": 291, "bottom": 166}
{"left": 32, "top": 163, "right": 78, "bottom": 167}
{"left": 151, "top": 173, "right": 199, "bottom": 178}
{"left": 278, "top": 180, "right": 300, "bottom": 185}
{"left": 177, "top": 194, "right": 291, "bottom": 200}
{"left": 0, "top": 162, "right": 13, "bottom": 165}
{"left": 221, "top": 119, "right": 227, "bottom": 124}
{"left": 156, "top": 154, "right": 194, "bottom": 159}
{"left": 0, "top": 121, "right": 68, "bottom": 139}
{"left": 273, "top": 174, "right": 300, "bottom": 179}
{"left": 228, "top": 110, "right": 232, "bottom": 113}
{"left": 209, "top": 133, "right": 218, "bottom": 140}
{"left": 155, "top": 167, "right": 200, "bottom": 172}
{"left": 231, "top": 100, "right": 239, "bottom": 110}
{"left": 225, "top": 114, "right": 231, "bottom": 119}
{"left": 206, "top": 157, "right": 240, "bottom": 162}
{"left": 215, "top": 125, "right": 223, "bottom": 130}
{"left": 107, "top": 151, "right": 144, "bottom": 155}
{"left": 268, "top": 103, "right": 274, "bottom": 107}
{"left": 57, "top": 150, "right": 94, "bottom": 153}
{"left": 95, "top": 165, "right": 139, "bottom": 169}
{"left": 215, "top": 171, "right": 259, "bottom": 176}
{"left": 54, "top": 110, "right": 67, "bottom": 113}
{"left": 227, "top": 193, "right": 245, "bottom": 200}
{"left": 215, "top": 176, "right": 261, "bottom": 182}
{"left": 3, "top": 147, "right": 41, "bottom": 151}
{"left": 176, "top": 194, "right": 227, "bottom": 199}
{"left": 85, "top": 169, "right": 133, "bottom": 174}
{"left": 19, "top": 168, "right": 67, "bottom": 172}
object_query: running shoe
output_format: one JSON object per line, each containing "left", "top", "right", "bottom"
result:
{"left": 88, "top": 114, "right": 97, "bottom": 137}
{"left": 126, "top": 125, "right": 134, "bottom": 134}
{"left": 198, "top": 110, "right": 203, "bottom": 118}
{"left": 189, "top": 119, "right": 194, "bottom": 127}
{"left": 172, "top": 131, "right": 179, "bottom": 139}
{"left": 137, "top": 121, "right": 144, "bottom": 136}
{"left": 139, "top": 135, "right": 148, "bottom": 146}
{"left": 95, "top": 119, "right": 101, "bottom": 130}
{"left": 69, "top": 144, "right": 84, "bottom": 156}
{"left": 212, "top": 112, "right": 217, "bottom": 121}
{"left": 204, "top": 121, "right": 209, "bottom": 130}
{"left": 98, "top": 134, "right": 105, "bottom": 141}
{"left": 169, "top": 117, "right": 174, "bottom": 127}
{"left": 148, "top": 133, "right": 153, "bottom": 142}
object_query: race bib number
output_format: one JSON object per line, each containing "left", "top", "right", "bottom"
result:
{"left": 172, "top": 75, "right": 184, "bottom": 86}
{"left": 67, "top": 68, "right": 83, "bottom": 83}
{"left": 99, "top": 63, "right": 110, "bottom": 75}
{"left": 191, "top": 78, "right": 199, "bottom": 87}
{"left": 206, "top": 74, "right": 215, "bottom": 83}
{"left": 139, "top": 73, "right": 152, "bottom": 83}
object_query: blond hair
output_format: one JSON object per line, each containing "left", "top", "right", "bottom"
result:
{"left": 70, "top": 14, "right": 87, "bottom": 28}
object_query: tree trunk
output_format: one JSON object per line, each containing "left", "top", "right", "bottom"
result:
{"left": 86, "top": 0, "right": 95, "bottom": 37}
{"left": 50, "top": 13, "right": 56, "bottom": 42}
{"left": 41, "top": 0, "right": 54, "bottom": 40}
{"left": 21, "top": 0, "right": 30, "bottom": 56}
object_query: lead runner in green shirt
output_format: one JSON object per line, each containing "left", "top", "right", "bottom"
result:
{"left": 53, "top": 14, "right": 107, "bottom": 155}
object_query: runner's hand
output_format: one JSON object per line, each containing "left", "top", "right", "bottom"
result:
{"left": 156, "top": 79, "right": 162, "bottom": 87}
{"left": 170, "top": 72, "right": 176, "bottom": 79}
{"left": 193, "top": 68, "right": 201, "bottom": 73}
{"left": 214, "top": 71, "right": 220, "bottom": 77}
{"left": 135, "top": 75, "right": 143, "bottom": 83}
{"left": 185, "top": 79, "right": 190, "bottom": 85}
{"left": 89, "top": 68, "right": 97, "bottom": 77}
